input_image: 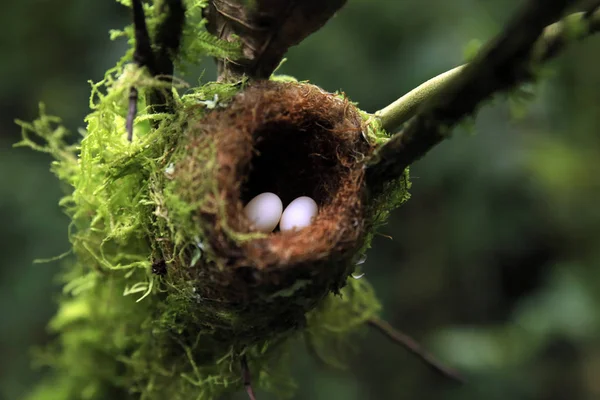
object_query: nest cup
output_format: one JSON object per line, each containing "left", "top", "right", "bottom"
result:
{"left": 166, "top": 81, "right": 373, "bottom": 346}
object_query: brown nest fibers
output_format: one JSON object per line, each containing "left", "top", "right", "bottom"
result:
{"left": 167, "top": 80, "right": 375, "bottom": 345}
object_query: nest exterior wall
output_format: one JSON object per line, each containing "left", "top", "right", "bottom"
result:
{"left": 162, "top": 81, "right": 375, "bottom": 344}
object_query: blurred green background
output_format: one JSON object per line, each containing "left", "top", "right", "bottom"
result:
{"left": 2, "top": 1, "right": 600, "bottom": 399}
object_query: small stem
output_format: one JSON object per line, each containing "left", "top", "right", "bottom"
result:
{"left": 241, "top": 355, "right": 257, "bottom": 400}
{"left": 128, "top": 0, "right": 155, "bottom": 142}
{"left": 126, "top": 0, "right": 185, "bottom": 141}
{"left": 367, "top": 317, "right": 465, "bottom": 384}
{"left": 153, "top": 0, "right": 185, "bottom": 77}
{"left": 375, "top": 65, "right": 465, "bottom": 133}
{"left": 131, "top": 0, "right": 156, "bottom": 73}
{"left": 126, "top": 87, "right": 138, "bottom": 142}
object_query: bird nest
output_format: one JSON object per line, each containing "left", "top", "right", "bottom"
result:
{"left": 162, "top": 80, "right": 378, "bottom": 345}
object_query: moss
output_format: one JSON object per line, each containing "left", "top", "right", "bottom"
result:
{"left": 17, "top": 1, "right": 411, "bottom": 399}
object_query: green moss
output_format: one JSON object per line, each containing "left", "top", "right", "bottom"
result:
{"left": 17, "top": 1, "right": 411, "bottom": 399}
{"left": 358, "top": 109, "right": 392, "bottom": 146}
{"left": 304, "top": 278, "right": 382, "bottom": 368}
{"left": 358, "top": 110, "right": 412, "bottom": 229}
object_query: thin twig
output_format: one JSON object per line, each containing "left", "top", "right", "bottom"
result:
{"left": 153, "top": 0, "right": 185, "bottom": 78}
{"left": 367, "top": 317, "right": 465, "bottom": 384}
{"left": 534, "top": 4, "right": 600, "bottom": 62}
{"left": 126, "top": 0, "right": 185, "bottom": 141}
{"left": 241, "top": 354, "right": 257, "bottom": 400}
{"left": 126, "top": 86, "right": 138, "bottom": 142}
{"left": 128, "top": 0, "right": 156, "bottom": 142}
{"left": 367, "top": 1, "right": 600, "bottom": 186}
{"left": 147, "top": 0, "right": 185, "bottom": 115}
{"left": 132, "top": 0, "right": 156, "bottom": 73}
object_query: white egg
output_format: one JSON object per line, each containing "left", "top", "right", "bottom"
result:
{"left": 244, "top": 192, "right": 283, "bottom": 233}
{"left": 279, "top": 196, "right": 318, "bottom": 232}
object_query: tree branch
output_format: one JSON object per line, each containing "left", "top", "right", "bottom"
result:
{"left": 204, "top": 0, "right": 346, "bottom": 80}
{"left": 375, "top": 7, "right": 600, "bottom": 133}
{"left": 366, "top": 0, "right": 600, "bottom": 186}
{"left": 367, "top": 317, "right": 465, "bottom": 384}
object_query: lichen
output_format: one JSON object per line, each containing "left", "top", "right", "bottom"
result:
{"left": 17, "top": 1, "right": 411, "bottom": 399}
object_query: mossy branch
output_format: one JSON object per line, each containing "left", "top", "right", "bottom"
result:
{"left": 366, "top": 1, "right": 600, "bottom": 186}
{"left": 375, "top": 8, "right": 600, "bottom": 132}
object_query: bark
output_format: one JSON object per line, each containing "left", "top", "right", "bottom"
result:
{"left": 204, "top": 0, "right": 346, "bottom": 80}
